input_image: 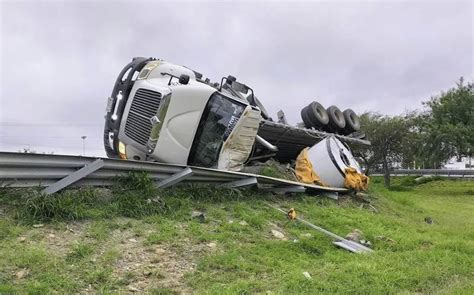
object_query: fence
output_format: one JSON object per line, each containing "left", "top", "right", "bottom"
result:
{"left": 372, "top": 169, "right": 474, "bottom": 178}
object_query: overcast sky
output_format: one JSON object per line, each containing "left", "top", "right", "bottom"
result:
{"left": 0, "top": 0, "right": 472, "bottom": 156}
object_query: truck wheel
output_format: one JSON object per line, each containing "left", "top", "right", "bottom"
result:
{"left": 343, "top": 109, "right": 360, "bottom": 135}
{"left": 307, "top": 101, "right": 329, "bottom": 129}
{"left": 301, "top": 106, "right": 313, "bottom": 128}
{"left": 326, "top": 105, "right": 346, "bottom": 133}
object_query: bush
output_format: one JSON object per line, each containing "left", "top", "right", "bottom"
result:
{"left": 398, "top": 176, "right": 417, "bottom": 187}
{"left": 20, "top": 189, "right": 96, "bottom": 223}
{"left": 113, "top": 190, "right": 166, "bottom": 218}
{"left": 112, "top": 171, "right": 156, "bottom": 197}
{"left": 12, "top": 172, "right": 259, "bottom": 223}
{"left": 12, "top": 172, "right": 260, "bottom": 224}
{"left": 16, "top": 172, "right": 162, "bottom": 222}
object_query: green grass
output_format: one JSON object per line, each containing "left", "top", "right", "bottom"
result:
{"left": 0, "top": 175, "right": 473, "bottom": 293}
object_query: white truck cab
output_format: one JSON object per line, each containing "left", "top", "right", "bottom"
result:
{"left": 104, "top": 58, "right": 261, "bottom": 171}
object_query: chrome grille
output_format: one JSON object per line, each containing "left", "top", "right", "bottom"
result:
{"left": 124, "top": 88, "right": 162, "bottom": 146}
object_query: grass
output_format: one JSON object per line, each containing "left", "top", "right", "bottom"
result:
{"left": 0, "top": 174, "right": 473, "bottom": 293}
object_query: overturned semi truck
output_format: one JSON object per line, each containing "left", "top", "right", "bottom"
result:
{"left": 103, "top": 57, "right": 370, "bottom": 187}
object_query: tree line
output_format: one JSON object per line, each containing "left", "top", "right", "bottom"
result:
{"left": 353, "top": 78, "right": 473, "bottom": 187}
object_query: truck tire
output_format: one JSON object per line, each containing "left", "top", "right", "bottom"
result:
{"left": 326, "top": 105, "right": 346, "bottom": 133}
{"left": 342, "top": 109, "right": 360, "bottom": 134}
{"left": 300, "top": 106, "right": 313, "bottom": 128}
{"left": 306, "top": 101, "right": 329, "bottom": 129}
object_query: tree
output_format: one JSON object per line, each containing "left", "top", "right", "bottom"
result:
{"left": 352, "top": 113, "right": 379, "bottom": 174}
{"left": 422, "top": 78, "right": 474, "bottom": 164}
{"left": 352, "top": 78, "right": 473, "bottom": 183}
{"left": 399, "top": 111, "right": 426, "bottom": 169}
{"left": 353, "top": 113, "right": 412, "bottom": 187}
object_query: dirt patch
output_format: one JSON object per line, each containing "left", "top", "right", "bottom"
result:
{"left": 101, "top": 225, "right": 207, "bottom": 293}
{"left": 48, "top": 222, "right": 90, "bottom": 256}
{"left": 11, "top": 218, "right": 210, "bottom": 293}
{"left": 18, "top": 221, "right": 89, "bottom": 257}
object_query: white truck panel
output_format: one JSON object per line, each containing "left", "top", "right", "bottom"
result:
{"left": 151, "top": 83, "right": 216, "bottom": 164}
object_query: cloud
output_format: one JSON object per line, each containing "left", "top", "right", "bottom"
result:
{"left": 1, "top": 0, "right": 472, "bottom": 155}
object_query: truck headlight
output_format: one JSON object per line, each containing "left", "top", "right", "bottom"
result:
{"left": 146, "top": 93, "right": 171, "bottom": 152}
{"left": 118, "top": 141, "right": 127, "bottom": 160}
{"left": 137, "top": 61, "right": 161, "bottom": 80}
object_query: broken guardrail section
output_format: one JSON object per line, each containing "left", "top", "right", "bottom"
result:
{"left": 267, "top": 204, "right": 373, "bottom": 254}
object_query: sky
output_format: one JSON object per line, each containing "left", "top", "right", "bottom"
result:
{"left": 0, "top": 0, "right": 472, "bottom": 156}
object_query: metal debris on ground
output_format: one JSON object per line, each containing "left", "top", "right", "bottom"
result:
{"left": 367, "top": 204, "right": 378, "bottom": 213}
{"left": 267, "top": 204, "right": 373, "bottom": 254}
{"left": 359, "top": 240, "right": 372, "bottom": 248}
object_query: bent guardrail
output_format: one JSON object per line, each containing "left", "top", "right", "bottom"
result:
{"left": 0, "top": 152, "right": 347, "bottom": 195}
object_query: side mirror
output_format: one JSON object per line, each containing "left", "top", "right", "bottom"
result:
{"left": 179, "top": 74, "right": 190, "bottom": 85}
{"left": 226, "top": 75, "right": 237, "bottom": 84}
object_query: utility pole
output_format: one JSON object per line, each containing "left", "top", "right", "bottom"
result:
{"left": 81, "top": 136, "right": 87, "bottom": 156}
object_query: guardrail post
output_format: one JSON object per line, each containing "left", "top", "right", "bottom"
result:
{"left": 220, "top": 177, "right": 258, "bottom": 188}
{"left": 42, "top": 159, "right": 105, "bottom": 195}
{"left": 156, "top": 167, "right": 193, "bottom": 189}
{"left": 270, "top": 185, "right": 306, "bottom": 194}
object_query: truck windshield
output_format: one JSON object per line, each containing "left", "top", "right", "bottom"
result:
{"left": 188, "top": 92, "right": 245, "bottom": 168}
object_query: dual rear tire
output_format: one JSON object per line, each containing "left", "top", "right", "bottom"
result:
{"left": 326, "top": 105, "right": 345, "bottom": 133}
{"left": 300, "top": 102, "right": 360, "bottom": 135}
{"left": 301, "top": 101, "right": 329, "bottom": 129}
{"left": 342, "top": 109, "right": 361, "bottom": 134}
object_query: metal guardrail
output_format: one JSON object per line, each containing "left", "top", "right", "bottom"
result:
{"left": 372, "top": 169, "right": 474, "bottom": 178}
{"left": 0, "top": 152, "right": 347, "bottom": 194}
